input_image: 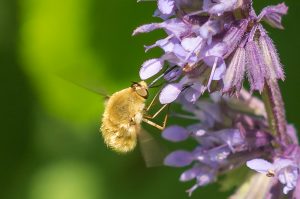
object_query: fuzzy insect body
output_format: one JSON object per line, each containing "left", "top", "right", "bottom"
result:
{"left": 101, "top": 81, "right": 148, "bottom": 153}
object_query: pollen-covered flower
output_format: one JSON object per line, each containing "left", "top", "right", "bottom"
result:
{"left": 134, "top": 0, "right": 288, "bottom": 102}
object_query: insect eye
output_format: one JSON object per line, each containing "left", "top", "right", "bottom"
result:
{"left": 136, "top": 88, "right": 148, "bottom": 99}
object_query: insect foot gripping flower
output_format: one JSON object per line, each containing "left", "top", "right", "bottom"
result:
{"left": 162, "top": 91, "right": 274, "bottom": 196}
{"left": 134, "top": 0, "right": 288, "bottom": 100}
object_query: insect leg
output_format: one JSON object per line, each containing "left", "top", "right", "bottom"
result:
{"left": 145, "top": 104, "right": 168, "bottom": 119}
{"left": 146, "top": 90, "right": 160, "bottom": 111}
{"left": 143, "top": 104, "right": 170, "bottom": 130}
{"left": 142, "top": 118, "right": 164, "bottom": 130}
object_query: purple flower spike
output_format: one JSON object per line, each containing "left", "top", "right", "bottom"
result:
{"left": 162, "top": 125, "right": 189, "bottom": 142}
{"left": 159, "top": 83, "right": 183, "bottom": 104}
{"left": 135, "top": 0, "right": 288, "bottom": 96}
{"left": 134, "top": 1, "right": 295, "bottom": 197}
{"left": 164, "top": 150, "right": 194, "bottom": 167}
{"left": 140, "top": 58, "right": 164, "bottom": 80}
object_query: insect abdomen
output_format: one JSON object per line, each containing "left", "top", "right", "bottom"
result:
{"left": 101, "top": 120, "right": 138, "bottom": 153}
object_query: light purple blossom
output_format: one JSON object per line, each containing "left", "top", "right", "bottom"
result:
{"left": 133, "top": 0, "right": 298, "bottom": 197}
{"left": 134, "top": 1, "right": 288, "bottom": 98}
{"left": 247, "top": 145, "right": 300, "bottom": 195}
{"left": 162, "top": 92, "right": 273, "bottom": 195}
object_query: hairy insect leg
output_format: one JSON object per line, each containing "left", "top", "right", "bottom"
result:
{"left": 142, "top": 118, "right": 165, "bottom": 130}
{"left": 143, "top": 104, "right": 170, "bottom": 130}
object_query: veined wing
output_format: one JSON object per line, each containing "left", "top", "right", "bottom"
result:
{"left": 138, "top": 128, "right": 168, "bottom": 167}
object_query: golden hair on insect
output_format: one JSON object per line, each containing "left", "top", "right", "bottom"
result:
{"left": 100, "top": 80, "right": 169, "bottom": 153}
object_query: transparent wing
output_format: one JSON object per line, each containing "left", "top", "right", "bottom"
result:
{"left": 138, "top": 128, "right": 168, "bottom": 167}
{"left": 56, "top": 73, "right": 110, "bottom": 98}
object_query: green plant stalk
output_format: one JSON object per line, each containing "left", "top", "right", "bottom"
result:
{"left": 262, "top": 79, "right": 291, "bottom": 147}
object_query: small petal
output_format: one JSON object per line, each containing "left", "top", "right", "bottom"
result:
{"left": 187, "top": 124, "right": 207, "bottom": 137}
{"left": 208, "top": 145, "right": 231, "bottom": 162}
{"left": 158, "top": 0, "right": 175, "bottom": 15}
{"left": 162, "top": 125, "right": 189, "bottom": 142}
{"left": 162, "top": 18, "right": 191, "bottom": 38}
{"left": 180, "top": 167, "right": 203, "bottom": 182}
{"left": 204, "top": 42, "right": 227, "bottom": 58}
{"left": 159, "top": 83, "right": 183, "bottom": 104}
{"left": 133, "top": 23, "right": 161, "bottom": 35}
{"left": 203, "top": 0, "right": 238, "bottom": 15}
{"left": 183, "top": 83, "right": 203, "bottom": 103}
{"left": 223, "top": 47, "right": 246, "bottom": 93}
{"left": 273, "top": 159, "right": 295, "bottom": 171}
{"left": 259, "top": 3, "right": 288, "bottom": 29}
{"left": 223, "top": 19, "right": 248, "bottom": 58}
{"left": 145, "top": 36, "right": 176, "bottom": 52}
{"left": 199, "top": 20, "right": 222, "bottom": 43}
{"left": 181, "top": 36, "right": 203, "bottom": 52}
{"left": 259, "top": 30, "right": 284, "bottom": 81}
{"left": 164, "top": 66, "right": 182, "bottom": 82}
{"left": 246, "top": 159, "right": 273, "bottom": 174}
{"left": 245, "top": 40, "right": 265, "bottom": 92}
{"left": 153, "top": 9, "right": 173, "bottom": 20}
{"left": 164, "top": 150, "right": 194, "bottom": 167}
{"left": 140, "top": 59, "right": 164, "bottom": 80}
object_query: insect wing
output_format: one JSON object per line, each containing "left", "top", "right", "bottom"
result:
{"left": 56, "top": 73, "right": 110, "bottom": 98}
{"left": 138, "top": 128, "right": 168, "bottom": 167}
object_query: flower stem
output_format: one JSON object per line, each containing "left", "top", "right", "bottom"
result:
{"left": 262, "top": 79, "right": 291, "bottom": 147}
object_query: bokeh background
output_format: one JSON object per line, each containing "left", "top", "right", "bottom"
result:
{"left": 1, "top": 0, "right": 299, "bottom": 199}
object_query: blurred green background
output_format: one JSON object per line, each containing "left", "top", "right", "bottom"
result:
{"left": 1, "top": 0, "right": 299, "bottom": 199}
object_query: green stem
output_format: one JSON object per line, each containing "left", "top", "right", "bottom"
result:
{"left": 262, "top": 79, "right": 291, "bottom": 147}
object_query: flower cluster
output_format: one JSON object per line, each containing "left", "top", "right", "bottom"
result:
{"left": 134, "top": 0, "right": 287, "bottom": 102}
{"left": 133, "top": 0, "right": 300, "bottom": 198}
{"left": 247, "top": 140, "right": 300, "bottom": 196}
{"left": 162, "top": 91, "right": 274, "bottom": 196}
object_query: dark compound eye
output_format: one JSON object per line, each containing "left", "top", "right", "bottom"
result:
{"left": 130, "top": 82, "right": 139, "bottom": 88}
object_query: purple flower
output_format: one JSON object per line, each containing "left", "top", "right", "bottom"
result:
{"left": 133, "top": 0, "right": 298, "bottom": 197}
{"left": 134, "top": 0, "right": 288, "bottom": 97}
{"left": 162, "top": 91, "right": 274, "bottom": 195}
{"left": 247, "top": 145, "right": 300, "bottom": 195}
